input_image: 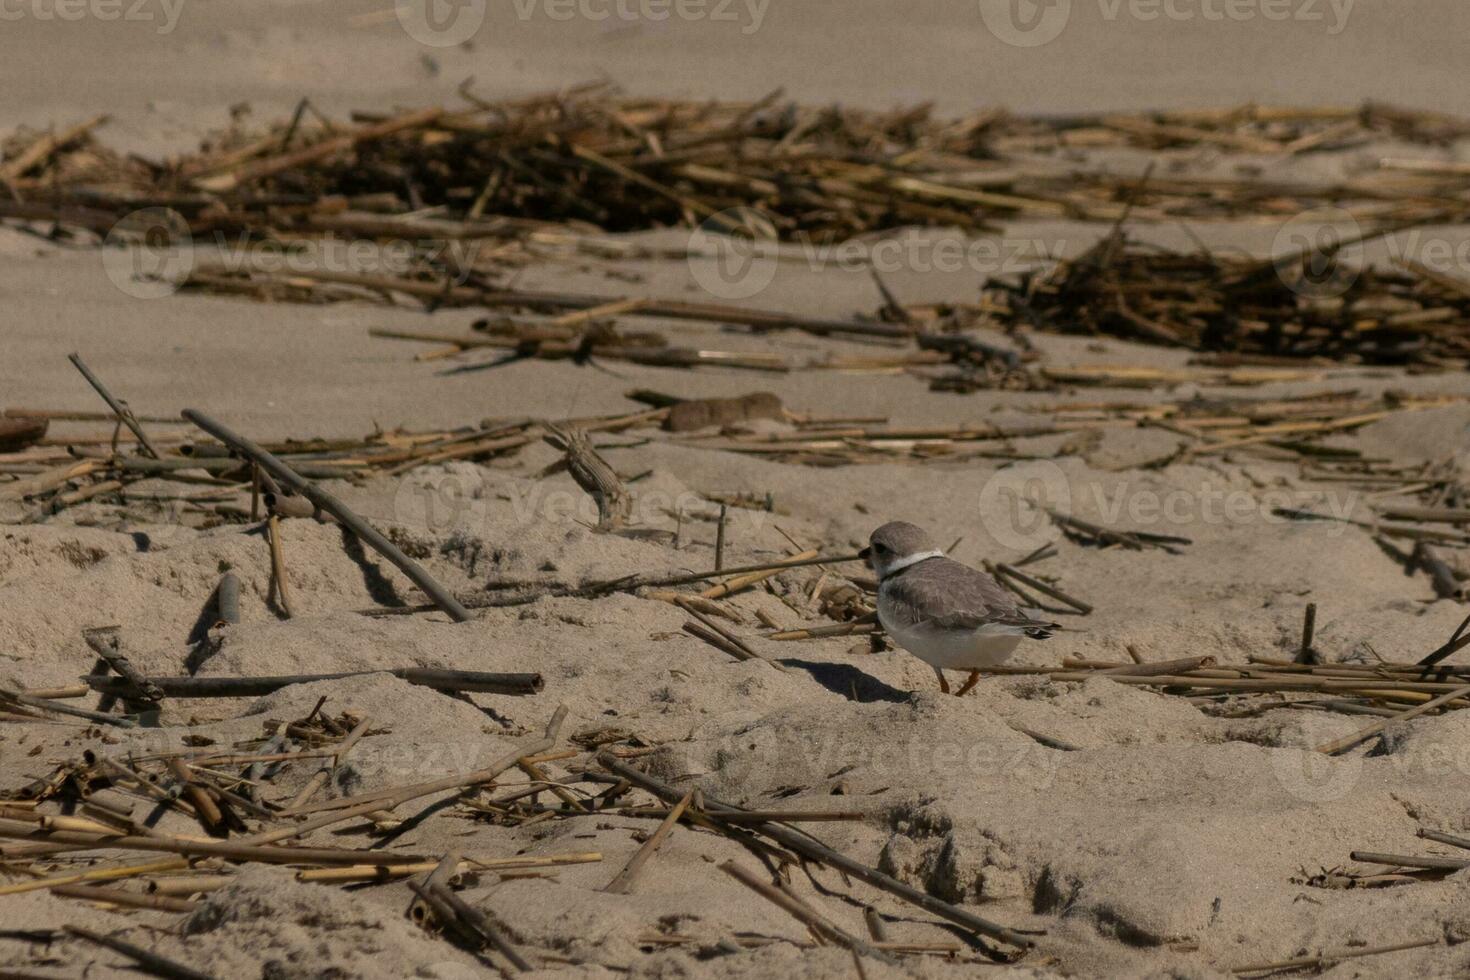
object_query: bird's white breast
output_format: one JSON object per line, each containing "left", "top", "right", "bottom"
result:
{"left": 877, "top": 594, "right": 1024, "bottom": 670}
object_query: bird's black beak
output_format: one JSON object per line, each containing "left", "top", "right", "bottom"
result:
{"left": 857, "top": 546, "right": 871, "bottom": 567}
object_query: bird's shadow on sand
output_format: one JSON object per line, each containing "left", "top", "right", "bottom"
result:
{"left": 777, "top": 659, "right": 910, "bottom": 703}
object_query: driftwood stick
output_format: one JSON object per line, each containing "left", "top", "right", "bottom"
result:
{"left": 288, "top": 714, "right": 372, "bottom": 811}
{"left": 164, "top": 758, "right": 224, "bottom": 833}
{"left": 597, "top": 754, "right": 1035, "bottom": 950}
{"left": 719, "top": 860, "right": 896, "bottom": 964}
{"left": 407, "top": 849, "right": 465, "bottom": 931}
{"left": 617, "top": 807, "right": 864, "bottom": 824}
{"left": 1297, "top": 603, "right": 1318, "bottom": 664}
{"left": 677, "top": 598, "right": 787, "bottom": 671}
{"left": 0, "top": 819, "right": 444, "bottom": 871}
{"left": 1231, "top": 937, "right": 1441, "bottom": 976}
{"left": 428, "top": 880, "right": 533, "bottom": 971}
{"left": 273, "top": 705, "right": 565, "bottom": 821}
{"left": 406, "top": 879, "right": 485, "bottom": 950}
{"left": 0, "top": 686, "right": 136, "bottom": 727}
{"left": 1349, "top": 851, "right": 1470, "bottom": 871}
{"left": 266, "top": 514, "right": 295, "bottom": 619}
{"left": 1415, "top": 828, "right": 1470, "bottom": 851}
{"left": 1418, "top": 613, "right": 1470, "bottom": 668}
{"left": 603, "top": 788, "right": 693, "bottom": 895}
{"left": 51, "top": 883, "right": 200, "bottom": 914}
{"left": 295, "top": 853, "right": 601, "bottom": 882}
{"left": 181, "top": 409, "right": 471, "bottom": 622}
{"left": 714, "top": 504, "right": 728, "bottom": 571}
{"left": 1042, "top": 506, "right": 1191, "bottom": 554}
{"left": 702, "top": 549, "right": 823, "bottom": 600}
{"left": 683, "top": 621, "right": 753, "bottom": 662}
{"left": 1314, "top": 684, "right": 1470, "bottom": 754}
{"left": 992, "top": 562, "right": 1092, "bottom": 614}
{"left": 83, "top": 668, "right": 542, "bottom": 699}
{"left": 1097, "top": 655, "right": 1216, "bottom": 676}
{"left": 363, "top": 551, "right": 863, "bottom": 615}
{"left": 83, "top": 628, "right": 164, "bottom": 705}
{"left": 67, "top": 353, "right": 160, "bottom": 459}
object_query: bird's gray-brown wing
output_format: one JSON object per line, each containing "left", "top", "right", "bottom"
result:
{"left": 881, "top": 558, "right": 1057, "bottom": 637}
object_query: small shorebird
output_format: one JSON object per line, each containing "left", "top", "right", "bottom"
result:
{"left": 861, "top": 521, "right": 1057, "bottom": 696}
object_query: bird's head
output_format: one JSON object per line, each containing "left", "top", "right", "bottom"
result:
{"left": 859, "top": 521, "right": 943, "bottom": 580}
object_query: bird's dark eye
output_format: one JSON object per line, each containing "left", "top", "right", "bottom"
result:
{"left": 874, "top": 543, "right": 888, "bottom": 554}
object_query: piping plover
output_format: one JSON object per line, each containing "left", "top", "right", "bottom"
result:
{"left": 861, "top": 521, "right": 1057, "bottom": 696}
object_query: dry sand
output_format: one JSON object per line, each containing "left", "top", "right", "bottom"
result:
{"left": 5, "top": 3, "right": 1470, "bottom": 978}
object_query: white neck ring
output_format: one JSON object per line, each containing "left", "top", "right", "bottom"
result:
{"left": 882, "top": 549, "right": 945, "bottom": 576}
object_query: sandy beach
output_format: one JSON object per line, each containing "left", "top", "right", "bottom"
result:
{"left": 3, "top": 3, "right": 1470, "bottom": 978}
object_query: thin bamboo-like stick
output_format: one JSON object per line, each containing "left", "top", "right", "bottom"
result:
{"left": 83, "top": 668, "right": 542, "bottom": 699}
{"left": 182, "top": 409, "right": 471, "bottom": 622}
{"left": 266, "top": 514, "right": 295, "bottom": 619}
{"left": 66, "top": 353, "right": 159, "bottom": 459}
{"left": 286, "top": 714, "right": 371, "bottom": 811}
{"left": 296, "top": 852, "right": 602, "bottom": 883}
{"left": 51, "top": 882, "right": 200, "bottom": 913}
{"left": 603, "top": 788, "right": 693, "bottom": 895}
{"left": 599, "top": 754, "right": 1035, "bottom": 949}
{"left": 1315, "top": 684, "right": 1470, "bottom": 754}
{"left": 1232, "top": 937, "right": 1441, "bottom": 976}
{"left": 0, "top": 855, "right": 189, "bottom": 897}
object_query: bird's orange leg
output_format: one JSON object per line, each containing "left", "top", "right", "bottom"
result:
{"left": 932, "top": 667, "right": 950, "bottom": 694}
{"left": 954, "top": 670, "right": 982, "bottom": 697}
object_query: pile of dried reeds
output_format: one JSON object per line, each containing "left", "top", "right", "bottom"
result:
{"left": 988, "top": 224, "right": 1470, "bottom": 365}
{"left": 8, "top": 89, "right": 1470, "bottom": 249}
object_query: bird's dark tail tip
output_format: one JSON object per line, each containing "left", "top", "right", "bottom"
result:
{"left": 1025, "top": 624, "right": 1059, "bottom": 640}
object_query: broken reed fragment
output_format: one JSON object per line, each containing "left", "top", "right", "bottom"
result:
{"left": 602, "top": 788, "right": 694, "bottom": 895}
{"left": 67, "top": 353, "right": 159, "bottom": 459}
{"left": 596, "top": 753, "right": 1037, "bottom": 951}
{"left": 81, "top": 668, "right": 543, "bottom": 699}
{"left": 180, "top": 409, "right": 471, "bottom": 622}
